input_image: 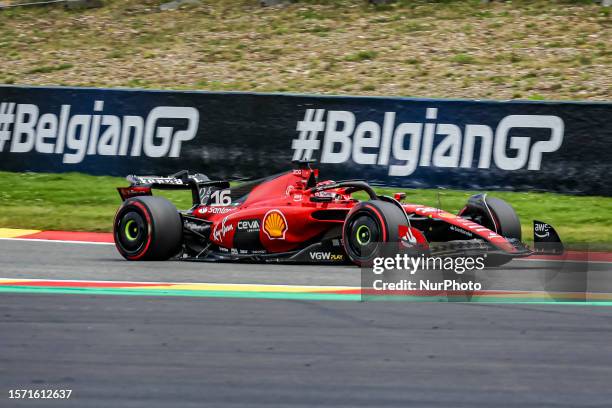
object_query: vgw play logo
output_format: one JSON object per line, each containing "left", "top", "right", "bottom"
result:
{"left": 291, "top": 108, "right": 564, "bottom": 175}
{"left": 0, "top": 101, "right": 199, "bottom": 164}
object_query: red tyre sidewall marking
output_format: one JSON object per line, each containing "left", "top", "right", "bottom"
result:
{"left": 342, "top": 204, "right": 388, "bottom": 250}
{"left": 342, "top": 204, "right": 389, "bottom": 266}
{"left": 364, "top": 204, "right": 388, "bottom": 242}
{"left": 113, "top": 201, "right": 153, "bottom": 261}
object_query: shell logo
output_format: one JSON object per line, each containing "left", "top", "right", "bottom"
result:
{"left": 263, "top": 210, "right": 288, "bottom": 240}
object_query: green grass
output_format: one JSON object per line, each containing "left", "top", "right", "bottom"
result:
{"left": 345, "top": 50, "right": 378, "bottom": 62}
{"left": 450, "top": 53, "right": 477, "bottom": 65}
{"left": 24, "top": 63, "right": 73, "bottom": 75}
{"left": 1, "top": 171, "right": 610, "bottom": 250}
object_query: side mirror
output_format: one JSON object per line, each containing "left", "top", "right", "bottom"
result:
{"left": 394, "top": 192, "right": 406, "bottom": 202}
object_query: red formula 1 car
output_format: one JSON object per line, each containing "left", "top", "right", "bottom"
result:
{"left": 113, "top": 162, "right": 563, "bottom": 266}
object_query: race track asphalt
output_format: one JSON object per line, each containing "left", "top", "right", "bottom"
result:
{"left": 1, "top": 240, "right": 612, "bottom": 407}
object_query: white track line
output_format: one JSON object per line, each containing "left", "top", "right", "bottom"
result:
{"left": 1, "top": 278, "right": 610, "bottom": 297}
{"left": 0, "top": 277, "right": 357, "bottom": 290}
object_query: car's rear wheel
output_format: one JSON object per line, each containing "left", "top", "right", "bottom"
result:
{"left": 342, "top": 200, "right": 407, "bottom": 265}
{"left": 114, "top": 196, "right": 182, "bottom": 261}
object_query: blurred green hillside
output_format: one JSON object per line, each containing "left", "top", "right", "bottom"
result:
{"left": 0, "top": 0, "right": 609, "bottom": 100}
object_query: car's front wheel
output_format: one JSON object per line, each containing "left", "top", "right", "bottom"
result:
{"left": 113, "top": 196, "right": 182, "bottom": 261}
{"left": 342, "top": 200, "right": 407, "bottom": 266}
{"left": 458, "top": 194, "right": 521, "bottom": 267}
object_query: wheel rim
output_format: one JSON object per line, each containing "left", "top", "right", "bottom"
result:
{"left": 347, "top": 213, "right": 381, "bottom": 260}
{"left": 124, "top": 219, "right": 139, "bottom": 241}
{"left": 116, "top": 210, "right": 147, "bottom": 254}
{"left": 356, "top": 225, "right": 371, "bottom": 245}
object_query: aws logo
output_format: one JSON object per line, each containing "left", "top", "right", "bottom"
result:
{"left": 263, "top": 210, "right": 288, "bottom": 240}
{"left": 534, "top": 222, "right": 550, "bottom": 238}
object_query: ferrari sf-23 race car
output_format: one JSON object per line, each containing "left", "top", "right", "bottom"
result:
{"left": 113, "top": 162, "right": 563, "bottom": 267}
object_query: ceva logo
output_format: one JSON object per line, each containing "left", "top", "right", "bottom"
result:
{"left": 291, "top": 108, "right": 564, "bottom": 175}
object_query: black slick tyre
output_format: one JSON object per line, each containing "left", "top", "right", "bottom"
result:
{"left": 114, "top": 196, "right": 182, "bottom": 261}
{"left": 342, "top": 200, "right": 407, "bottom": 266}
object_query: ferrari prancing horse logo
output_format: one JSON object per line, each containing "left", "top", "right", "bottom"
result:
{"left": 263, "top": 210, "right": 288, "bottom": 240}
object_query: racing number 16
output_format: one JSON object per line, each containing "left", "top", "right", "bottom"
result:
{"left": 210, "top": 190, "right": 231, "bottom": 206}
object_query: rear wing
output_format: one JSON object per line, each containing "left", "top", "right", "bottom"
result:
{"left": 117, "top": 170, "right": 229, "bottom": 206}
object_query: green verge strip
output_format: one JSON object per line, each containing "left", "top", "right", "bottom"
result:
{"left": 2, "top": 285, "right": 612, "bottom": 306}
{"left": 0, "top": 171, "right": 611, "bottom": 249}
{"left": 0, "top": 285, "right": 362, "bottom": 301}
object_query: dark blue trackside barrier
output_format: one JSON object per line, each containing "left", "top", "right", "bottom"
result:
{"left": 0, "top": 85, "right": 610, "bottom": 195}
